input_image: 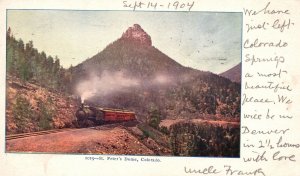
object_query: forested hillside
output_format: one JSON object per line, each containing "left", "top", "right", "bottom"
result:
{"left": 6, "top": 28, "right": 77, "bottom": 134}
{"left": 6, "top": 27, "right": 72, "bottom": 92}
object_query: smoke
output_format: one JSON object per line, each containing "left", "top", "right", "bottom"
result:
{"left": 76, "top": 70, "right": 176, "bottom": 103}
{"left": 76, "top": 70, "right": 140, "bottom": 103}
{"left": 152, "top": 74, "right": 173, "bottom": 84}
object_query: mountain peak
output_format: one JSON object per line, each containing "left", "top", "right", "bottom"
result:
{"left": 121, "top": 24, "right": 152, "bottom": 46}
{"left": 219, "top": 62, "right": 241, "bottom": 83}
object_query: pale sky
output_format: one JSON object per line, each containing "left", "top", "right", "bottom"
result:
{"left": 7, "top": 10, "right": 242, "bottom": 74}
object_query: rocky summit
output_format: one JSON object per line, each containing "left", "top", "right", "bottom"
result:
{"left": 121, "top": 24, "right": 152, "bottom": 46}
{"left": 70, "top": 24, "right": 241, "bottom": 121}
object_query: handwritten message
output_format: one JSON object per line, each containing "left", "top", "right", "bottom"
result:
{"left": 241, "top": 1, "right": 297, "bottom": 175}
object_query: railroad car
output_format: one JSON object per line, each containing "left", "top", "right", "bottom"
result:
{"left": 75, "top": 104, "right": 136, "bottom": 127}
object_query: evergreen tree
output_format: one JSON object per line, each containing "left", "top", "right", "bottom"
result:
{"left": 6, "top": 27, "right": 71, "bottom": 93}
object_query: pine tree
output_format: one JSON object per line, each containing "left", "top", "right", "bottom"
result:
{"left": 6, "top": 27, "right": 71, "bottom": 93}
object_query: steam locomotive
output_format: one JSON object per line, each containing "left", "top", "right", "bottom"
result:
{"left": 75, "top": 104, "right": 136, "bottom": 127}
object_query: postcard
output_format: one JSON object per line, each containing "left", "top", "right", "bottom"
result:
{"left": 0, "top": 0, "right": 299, "bottom": 176}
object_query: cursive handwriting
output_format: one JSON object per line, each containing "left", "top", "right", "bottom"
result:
{"left": 243, "top": 151, "right": 268, "bottom": 162}
{"left": 246, "top": 19, "right": 294, "bottom": 33}
{"left": 276, "top": 136, "right": 300, "bottom": 148}
{"left": 277, "top": 95, "right": 292, "bottom": 104}
{"left": 123, "top": 0, "right": 194, "bottom": 11}
{"left": 184, "top": 166, "right": 221, "bottom": 174}
{"left": 224, "top": 165, "right": 266, "bottom": 176}
{"left": 242, "top": 126, "right": 290, "bottom": 135}
{"left": 245, "top": 81, "right": 292, "bottom": 93}
{"left": 257, "top": 69, "right": 287, "bottom": 78}
{"left": 242, "top": 93, "right": 274, "bottom": 105}
{"left": 244, "top": 38, "right": 288, "bottom": 49}
{"left": 272, "top": 19, "right": 294, "bottom": 32}
{"left": 245, "top": 54, "right": 285, "bottom": 68}
{"left": 244, "top": 2, "right": 289, "bottom": 16}
{"left": 273, "top": 151, "right": 296, "bottom": 162}
{"left": 242, "top": 1, "right": 297, "bottom": 174}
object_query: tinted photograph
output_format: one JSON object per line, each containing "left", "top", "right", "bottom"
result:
{"left": 6, "top": 10, "right": 242, "bottom": 157}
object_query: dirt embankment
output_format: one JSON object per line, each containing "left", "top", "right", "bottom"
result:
{"left": 6, "top": 124, "right": 170, "bottom": 155}
{"left": 6, "top": 75, "right": 79, "bottom": 134}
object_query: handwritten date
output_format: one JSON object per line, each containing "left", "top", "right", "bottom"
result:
{"left": 123, "top": 1, "right": 194, "bottom": 11}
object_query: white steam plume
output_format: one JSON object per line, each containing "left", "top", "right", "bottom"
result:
{"left": 152, "top": 74, "right": 173, "bottom": 84}
{"left": 76, "top": 70, "right": 140, "bottom": 102}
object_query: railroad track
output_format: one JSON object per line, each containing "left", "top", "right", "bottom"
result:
{"left": 6, "top": 121, "right": 140, "bottom": 141}
{"left": 6, "top": 128, "right": 78, "bottom": 140}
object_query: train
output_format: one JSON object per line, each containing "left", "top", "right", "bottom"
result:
{"left": 75, "top": 104, "right": 136, "bottom": 127}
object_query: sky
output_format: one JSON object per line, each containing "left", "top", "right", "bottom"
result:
{"left": 7, "top": 10, "right": 242, "bottom": 74}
